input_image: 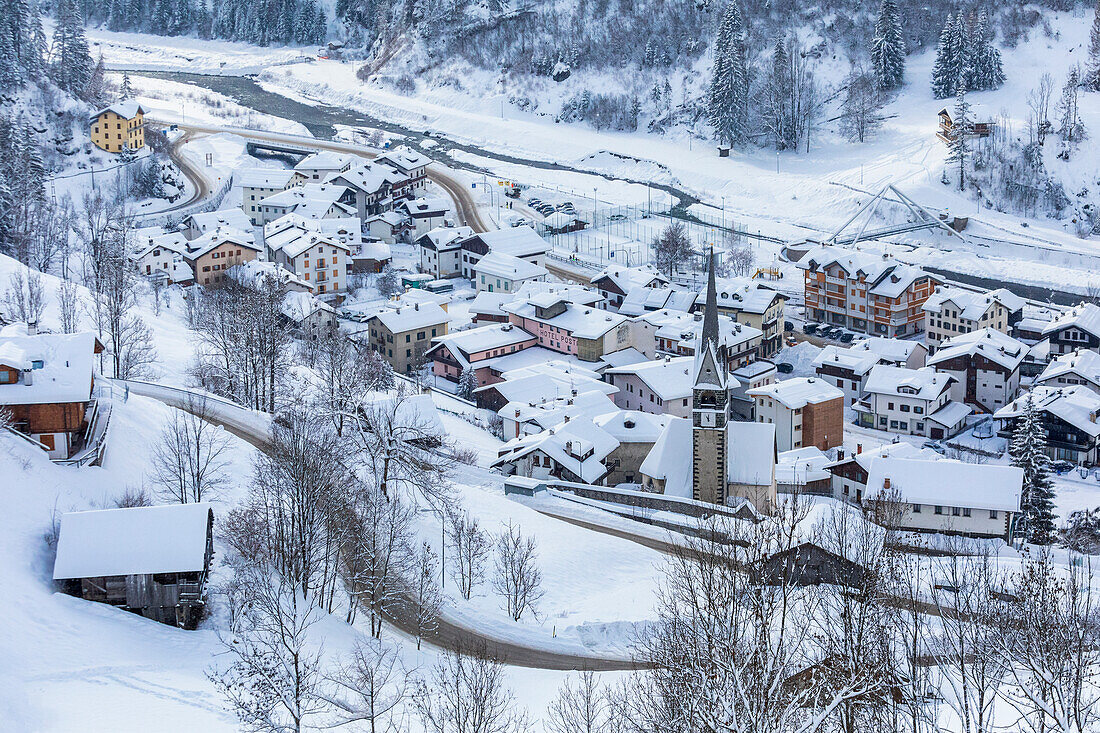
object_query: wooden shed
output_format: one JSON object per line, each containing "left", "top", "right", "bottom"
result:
{"left": 53, "top": 503, "right": 214, "bottom": 629}
{"left": 751, "top": 542, "right": 867, "bottom": 589}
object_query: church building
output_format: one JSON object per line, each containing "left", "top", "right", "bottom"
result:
{"left": 641, "top": 250, "right": 778, "bottom": 513}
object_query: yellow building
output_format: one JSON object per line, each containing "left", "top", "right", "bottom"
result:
{"left": 90, "top": 101, "right": 145, "bottom": 153}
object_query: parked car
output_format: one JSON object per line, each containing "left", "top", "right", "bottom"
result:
{"left": 527, "top": 197, "right": 543, "bottom": 207}
{"left": 839, "top": 332, "right": 855, "bottom": 344}
{"left": 922, "top": 440, "right": 947, "bottom": 455}
{"left": 827, "top": 328, "right": 844, "bottom": 340}
{"left": 609, "top": 213, "right": 628, "bottom": 222}
{"left": 804, "top": 323, "right": 820, "bottom": 335}
{"left": 777, "top": 362, "right": 795, "bottom": 374}
{"left": 785, "top": 336, "right": 798, "bottom": 347}
{"left": 505, "top": 187, "right": 520, "bottom": 199}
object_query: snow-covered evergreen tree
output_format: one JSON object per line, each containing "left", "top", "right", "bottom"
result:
{"left": 50, "top": 0, "right": 91, "bottom": 95}
{"left": 967, "top": 10, "right": 1005, "bottom": 92}
{"left": 457, "top": 367, "right": 478, "bottom": 401}
{"left": 120, "top": 72, "right": 135, "bottom": 101}
{"left": 931, "top": 13, "right": 962, "bottom": 99}
{"left": 1088, "top": 0, "right": 1100, "bottom": 92}
{"left": 870, "top": 0, "right": 905, "bottom": 91}
{"left": 764, "top": 35, "right": 794, "bottom": 150}
{"left": 1058, "top": 66, "right": 1086, "bottom": 144}
{"left": 1010, "top": 395, "right": 1057, "bottom": 545}
{"left": 946, "top": 76, "right": 971, "bottom": 191}
{"left": 707, "top": 0, "right": 749, "bottom": 147}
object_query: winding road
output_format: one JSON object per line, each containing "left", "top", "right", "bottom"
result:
{"left": 117, "top": 379, "right": 642, "bottom": 671}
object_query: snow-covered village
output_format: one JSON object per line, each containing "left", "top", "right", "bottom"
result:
{"left": 13, "top": 0, "right": 1100, "bottom": 730}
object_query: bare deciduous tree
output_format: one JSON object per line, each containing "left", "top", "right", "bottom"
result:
{"left": 448, "top": 511, "right": 492, "bottom": 601}
{"left": 210, "top": 563, "right": 327, "bottom": 733}
{"left": 415, "top": 647, "right": 529, "bottom": 733}
{"left": 341, "top": 488, "right": 415, "bottom": 638}
{"left": 324, "top": 638, "right": 410, "bottom": 733}
{"left": 492, "top": 521, "right": 544, "bottom": 622}
{"left": 314, "top": 323, "right": 394, "bottom": 437}
{"left": 545, "top": 669, "right": 609, "bottom": 733}
{"left": 410, "top": 541, "right": 443, "bottom": 650}
{"left": 150, "top": 398, "right": 233, "bottom": 504}
{"left": 1028, "top": 73, "right": 1056, "bottom": 146}
{"left": 57, "top": 277, "right": 80, "bottom": 333}
{"left": 3, "top": 270, "right": 46, "bottom": 325}
{"left": 652, "top": 222, "right": 692, "bottom": 278}
{"left": 840, "top": 68, "right": 888, "bottom": 143}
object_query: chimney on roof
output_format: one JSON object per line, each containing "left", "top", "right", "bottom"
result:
{"left": 563, "top": 415, "right": 571, "bottom": 422}
{"left": 857, "top": 443, "right": 863, "bottom": 454}
{"left": 23, "top": 368, "right": 32, "bottom": 386}
{"left": 836, "top": 447, "right": 845, "bottom": 460}
{"left": 883, "top": 476, "right": 891, "bottom": 490}
{"left": 515, "top": 409, "right": 521, "bottom": 418}
{"left": 27, "top": 320, "right": 37, "bottom": 336}
{"left": 414, "top": 303, "right": 420, "bottom": 311}
{"left": 571, "top": 388, "right": 578, "bottom": 396}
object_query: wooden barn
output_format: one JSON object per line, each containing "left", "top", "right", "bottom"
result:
{"left": 0, "top": 326, "right": 106, "bottom": 460}
{"left": 53, "top": 503, "right": 215, "bottom": 629}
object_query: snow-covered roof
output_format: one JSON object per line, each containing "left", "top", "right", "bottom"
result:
{"left": 702, "top": 277, "right": 786, "bottom": 315}
{"left": 261, "top": 182, "right": 349, "bottom": 211}
{"left": 501, "top": 389, "right": 618, "bottom": 431}
{"left": 923, "top": 286, "right": 1025, "bottom": 320}
{"left": 863, "top": 365, "right": 953, "bottom": 401}
{"left": 375, "top": 146, "right": 431, "bottom": 173}
{"left": 368, "top": 211, "right": 406, "bottom": 227}
{"left": 92, "top": 100, "right": 145, "bottom": 120}
{"left": 606, "top": 356, "right": 695, "bottom": 402}
{"left": 131, "top": 229, "right": 189, "bottom": 260}
{"left": 470, "top": 227, "right": 550, "bottom": 258}
{"left": 418, "top": 225, "right": 474, "bottom": 251}
{"left": 727, "top": 421, "right": 777, "bottom": 486}
{"left": 640, "top": 308, "right": 762, "bottom": 352}
{"left": 995, "top": 385, "right": 1100, "bottom": 437}
{"left": 230, "top": 259, "right": 313, "bottom": 293}
{"left": 825, "top": 440, "right": 934, "bottom": 473}
{"left": 369, "top": 302, "right": 450, "bottom": 334}
{"left": 237, "top": 167, "right": 297, "bottom": 189}
{"left": 593, "top": 409, "right": 670, "bottom": 443}
{"left": 53, "top": 503, "right": 212, "bottom": 580}
{"left": 493, "top": 417, "right": 619, "bottom": 483}
{"left": 513, "top": 281, "right": 603, "bottom": 306}
{"left": 925, "top": 400, "right": 973, "bottom": 428}
{"left": 599, "top": 347, "right": 649, "bottom": 370}
{"left": 478, "top": 361, "right": 615, "bottom": 405}
{"left": 866, "top": 458, "right": 1022, "bottom": 512}
{"left": 427, "top": 323, "right": 536, "bottom": 366}
{"left": 1043, "top": 303, "right": 1100, "bottom": 339}
{"left": 186, "top": 208, "right": 254, "bottom": 235}
{"left": 592, "top": 264, "right": 669, "bottom": 293}
{"left": 326, "top": 160, "right": 404, "bottom": 194}
{"left": 0, "top": 330, "right": 99, "bottom": 405}
{"left": 357, "top": 239, "right": 392, "bottom": 261}
{"left": 265, "top": 214, "right": 360, "bottom": 243}
{"left": 473, "top": 252, "right": 548, "bottom": 281}
{"left": 398, "top": 197, "right": 450, "bottom": 218}
{"left": 183, "top": 227, "right": 261, "bottom": 260}
{"left": 295, "top": 150, "right": 355, "bottom": 173}
{"left": 503, "top": 298, "right": 629, "bottom": 341}
{"left": 1037, "top": 349, "right": 1100, "bottom": 388}
{"left": 812, "top": 345, "right": 880, "bottom": 376}
{"left": 776, "top": 447, "right": 831, "bottom": 486}
{"left": 618, "top": 286, "right": 697, "bottom": 316}
{"left": 748, "top": 377, "right": 844, "bottom": 409}
{"left": 281, "top": 291, "right": 335, "bottom": 323}
{"left": 469, "top": 291, "right": 511, "bottom": 317}
{"left": 927, "top": 328, "right": 1026, "bottom": 372}
{"left": 848, "top": 337, "right": 924, "bottom": 365}
{"left": 641, "top": 417, "right": 693, "bottom": 498}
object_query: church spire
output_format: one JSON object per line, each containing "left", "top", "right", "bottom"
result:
{"left": 693, "top": 246, "right": 726, "bottom": 390}
{"left": 701, "top": 245, "right": 720, "bottom": 354}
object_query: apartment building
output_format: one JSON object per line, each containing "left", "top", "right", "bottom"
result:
{"left": 923, "top": 286, "right": 1025, "bottom": 355}
{"left": 856, "top": 365, "right": 969, "bottom": 439}
{"left": 797, "top": 247, "right": 939, "bottom": 337}
{"left": 748, "top": 377, "right": 844, "bottom": 452}
{"left": 703, "top": 278, "right": 788, "bottom": 358}
{"left": 239, "top": 168, "right": 297, "bottom": 225}
{"left": 1042, "top": 303, "right": 1100, "bottom": 357}
{"left": 1035, "top": 349, "right": 1100, "bottom": 394}
{"left": 927, "top": 328, "right": 1025, "bottom": 413}
{"left": 365, "top": 302, "right": 451, "bottom": 374}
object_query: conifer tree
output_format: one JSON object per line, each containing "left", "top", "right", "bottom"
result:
{"left": 870, "top": 0, "right": 905, "bottom": 91}
{"left": 1088, "top": 0, "right": 1100, "bottom": 91}
{"left": 968, "top": 10, "right": 1005, "bottom": 92}
{"left": 946, "top": 76, "right": 971, "bottom": 191}
{"left": 51, "top": 0, "right": 92, "bottom": 94}
{"left": 120, "top": 72, "right": 135, "bottom": 101}
{"left": 457, "top": 367, "right": 478, "bottom": 401}
{"left": 1010, "top": 395, "right": 1057, "bottom": 545}
{"left": 708, "top": 0, "right": 749, "bottom": 147}
{"left": 27, "top": 1, "right": 46, "bottom": 77}
{"left": 931, "top": 13, "right": 962, "bottom": 99}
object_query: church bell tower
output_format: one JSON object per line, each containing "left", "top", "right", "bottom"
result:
{"left": 692, "top": 248, "right": 730, "bottom": 505}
